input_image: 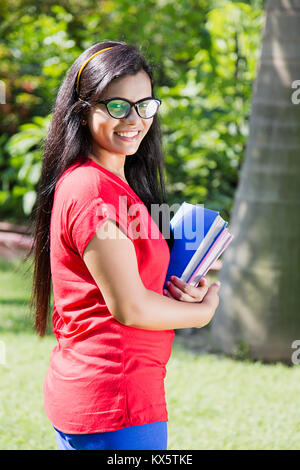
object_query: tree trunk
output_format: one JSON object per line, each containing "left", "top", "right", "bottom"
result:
{"left": 210, "top": 0, "right": 300, "bottom": 363}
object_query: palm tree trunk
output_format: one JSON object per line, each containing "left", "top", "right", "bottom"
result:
{"left": 210, "top": 0, "right": 300, "bottom": 363}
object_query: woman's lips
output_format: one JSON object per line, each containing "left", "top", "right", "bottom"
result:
{"left": 114, "top": 131, "right": 141, "bottom": 142}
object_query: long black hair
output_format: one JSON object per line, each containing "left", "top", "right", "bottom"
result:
{"left": 25, "top": 40, "right": 173, "bottom": 337}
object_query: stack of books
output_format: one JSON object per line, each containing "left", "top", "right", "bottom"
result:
{"left": 164, "top": 202, "right": 234, "bottom": 289}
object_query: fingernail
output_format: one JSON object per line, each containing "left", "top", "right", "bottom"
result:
{"left": 215, "top": 280, "right": 221, "bottom": 286}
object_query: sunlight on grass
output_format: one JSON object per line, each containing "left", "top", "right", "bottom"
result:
{"left": 166, "top": 345, "right": 300, "bottom": 449}
{"left": 0, "top": 258, "right": 300, "bottom": 450}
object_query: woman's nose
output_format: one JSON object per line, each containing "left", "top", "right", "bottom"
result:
{"left": 123, "top": 106, "right": 141, "bottom": 123}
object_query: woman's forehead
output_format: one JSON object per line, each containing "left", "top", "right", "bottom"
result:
{"left": 103, "top": 70, "right": 152, "bottom": 100}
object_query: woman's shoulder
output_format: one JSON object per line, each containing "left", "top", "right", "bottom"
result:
{"left": 52, "top": 161, "right": 103, "bottom": 214}
{"left": 56, "top": 159, "right": 100, "bottom": 191}
{"left": 54, "top": 158, "right": 134, "bottom": 208}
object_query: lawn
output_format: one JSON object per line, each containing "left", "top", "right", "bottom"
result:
{"left": 0, "top": 257, "right": 299, "bottom": 450}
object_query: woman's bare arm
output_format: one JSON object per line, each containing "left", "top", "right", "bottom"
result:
{"left": 83, "top": 219, "right": 220, "bottom": 330}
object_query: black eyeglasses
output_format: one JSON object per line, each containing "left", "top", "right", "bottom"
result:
{"left": 95, "top": 97, "right": 162, "bottom": 119}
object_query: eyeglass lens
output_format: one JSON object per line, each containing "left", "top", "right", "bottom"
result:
{"left": 107, "top": 99, "right": 159, "bottom": 119}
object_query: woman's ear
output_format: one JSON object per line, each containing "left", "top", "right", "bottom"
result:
{"left": 81, "top": 110, "right": 88, "bottom": 125}
{"left": 80, "top": 100, "right": 90, "bottom": 125}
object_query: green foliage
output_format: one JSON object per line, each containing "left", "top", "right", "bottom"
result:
{"left": 159, "top": 1, "right": 262, "bottom": 220}
{"left": 2, "top": 115, "right": 51, "bottom": 217}
{"left": 0, "top": 0, "right": 263, "bottom": 223}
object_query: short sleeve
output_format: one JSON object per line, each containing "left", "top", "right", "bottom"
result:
{"left": 69, "top": 196, "right": 131, "bottom": 258}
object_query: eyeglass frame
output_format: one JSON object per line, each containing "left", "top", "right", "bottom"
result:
{"left": 94, "top": 96, "right": 162, "bottom": 119}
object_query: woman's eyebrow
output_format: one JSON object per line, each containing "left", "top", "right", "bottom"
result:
{"left": 102, "top": 96, "right": 152, "bottom": 102}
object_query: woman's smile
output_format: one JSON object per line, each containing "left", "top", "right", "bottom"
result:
{"left": 114, "top": 130, "right": 142, "bottom": 142}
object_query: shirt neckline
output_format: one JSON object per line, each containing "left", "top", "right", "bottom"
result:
{"left": 87, "top": 156, "right": 141, "bottom": 202}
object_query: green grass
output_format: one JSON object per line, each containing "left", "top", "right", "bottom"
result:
{"left": 0, "top": 257, "right": 300, "bottom": 450}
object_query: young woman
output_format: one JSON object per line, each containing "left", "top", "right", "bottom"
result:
{"left": 27, "top": 40, "right": 221, "bottom": 450}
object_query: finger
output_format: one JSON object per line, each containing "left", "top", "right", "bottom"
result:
{"left": 209, "top": 280, "right": 221, "bottom": 289}
{"left": 197, "top": 276, "right": 208, "bottom": 287}
{"left": 163, "top": 288, "right": 174, "bottom": 299}
{"left": 170, "top": 276, "right": 198, "bottom": 298}
{"left": 194, "top": 283, "right": 209, "bottom": 302}
{"left": 166, "top": 280, "right": 194, "bottom": 302}
{"left": 203, "top": 281, "right": 221, "bottom": 306}
{"left": 168, "top": 278, "right": 207, "bottom": 303}
{"left": 208, "top": 259, "right": 222, "bottom": 271}
{"left": 170, "top": 276, "right": 207, "bottom": 300}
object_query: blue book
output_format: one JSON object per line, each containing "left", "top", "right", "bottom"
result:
{"left": 164, "top": 202, "right": 234, "bottom": 289}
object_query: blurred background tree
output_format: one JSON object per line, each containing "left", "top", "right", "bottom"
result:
{"left": 0, "top": 0, "right": 264, "bottom": 222}
{"left": 211, "top": 0, "right": 300, "bottom": 362}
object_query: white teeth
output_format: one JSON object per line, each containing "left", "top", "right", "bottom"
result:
{"left": 116, "top": 131, "right": 139, "bottom": 137}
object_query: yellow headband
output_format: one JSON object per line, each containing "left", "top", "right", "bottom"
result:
{"left": 76, "top": 47, "right": 114, "bottom": 94}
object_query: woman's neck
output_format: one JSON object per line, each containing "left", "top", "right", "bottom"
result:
{"left": 88, "top": 152, "right": 129, "bottom": 185}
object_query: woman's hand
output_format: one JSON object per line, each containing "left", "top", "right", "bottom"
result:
{"left": 163, "top": 275, "right": 214, "bottom": 303}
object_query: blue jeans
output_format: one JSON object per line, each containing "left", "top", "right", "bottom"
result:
{"left": 54, "top": 421, "right": 168, "bottom": 450}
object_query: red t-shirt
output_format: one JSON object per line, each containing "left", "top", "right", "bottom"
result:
{"left": 44, "top": 156, "right": 175, "bottom": 434}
